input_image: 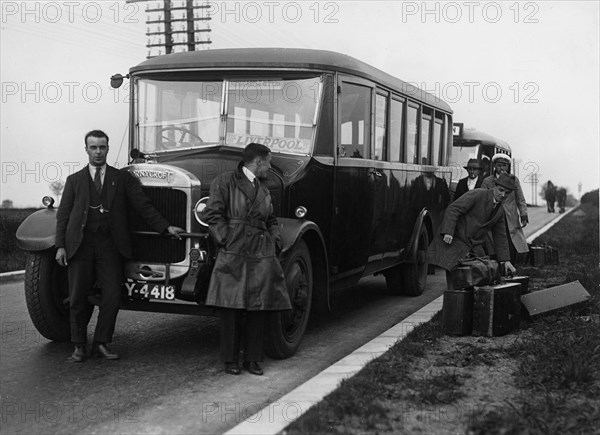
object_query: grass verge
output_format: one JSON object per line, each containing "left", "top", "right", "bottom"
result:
{"left": 285, "top": 203, "right": 600, "bottom": 434}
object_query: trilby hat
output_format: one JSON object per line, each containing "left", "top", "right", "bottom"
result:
{"left": 493, "top": 172, "right": 517, "bottom": 190}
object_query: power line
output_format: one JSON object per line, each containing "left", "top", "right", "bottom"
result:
{"left": 126, "top": 0, "right": 212, "bottom": 58}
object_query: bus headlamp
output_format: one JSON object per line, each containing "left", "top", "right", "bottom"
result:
{"left": 194, "top": 197, "right": 210, "bottom": 227}
{"left": 294, "top": 206, "right": 308, "bottom": 219}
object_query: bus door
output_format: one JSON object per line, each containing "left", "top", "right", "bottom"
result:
{"left": 331, "top": 79, "right": 383, "bottom": 279}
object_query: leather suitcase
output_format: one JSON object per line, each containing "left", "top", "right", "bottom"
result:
{"left": 529, "top": 247, "right": 545, "bottom": 266}
{"left": 442, "top": 288, "right": 474, "bottom": 336}
{"left": 521, "top": 281, "right": 591, "bottom": 317}
{"left": 502, "top": 275, "right": 530, "bottom": 295}
{"left": 473, "top": 283, "right": 521, "bottom": 336}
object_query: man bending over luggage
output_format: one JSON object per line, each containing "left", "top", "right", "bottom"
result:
{"left": 428, "top": 172, "right": 517, "bottom": 287}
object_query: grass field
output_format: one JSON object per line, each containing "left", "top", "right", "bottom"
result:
{"left": 0, "top": 208, "right": 40, "bottom": 273}
{"left": 285, "top": 199, "right": 600, "bottom": 435}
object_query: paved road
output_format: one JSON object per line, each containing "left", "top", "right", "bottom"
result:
{"left": 0, "top": 206, "right": 564, "bottom": 434}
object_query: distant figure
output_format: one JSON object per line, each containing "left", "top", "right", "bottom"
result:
{"left": 481, "top": 153, "right": 529, "bottom": 263}
{"left": 545, "top": 180, "right": 556, "bottom": 213}
{"left": 480, "top": 155, "right": 491, "bottom": 179}
{"left": 453, "top": 159, "right": 483, "bottom": 202}
{"left": 556, "top": 187, "right": 567, "bottom": 213}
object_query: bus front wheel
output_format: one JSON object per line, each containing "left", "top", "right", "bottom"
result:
{"left": 24, "top": 249, "right": 71, "bottom": 342}
{"left": 265, "top": 240, "right": 313, "bottom": 359}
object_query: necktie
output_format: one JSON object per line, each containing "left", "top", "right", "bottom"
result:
{"left": 94, "top": 167, "right": 102, "bottom": 194}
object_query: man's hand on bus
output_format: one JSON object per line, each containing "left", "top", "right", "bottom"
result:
{"left": 502, "top": 261, "right": 516, "bottom": 276}
{"left": 443, "top": 234, "right": 453, "bottom": 244}
{"left": 520, "top": 214, "right": 529, "bottom": 228}
{"left": 167, "top": 226, "right": 185, "bottom": 239}
{"left": 55, "top": 248, "right": 68, "bottom": 267}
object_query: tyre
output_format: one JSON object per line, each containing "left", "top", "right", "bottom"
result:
{"left": 24, "top": 249, "right": 70, "bottom": 341}
{"left": 265, "top": 240, "right": 313, "bottom": 359}
{"left": 384, "top": 226, "right": 429, "bottom": 296}
{"left": 401, "top": 226, "right": 430, "bottom": 296}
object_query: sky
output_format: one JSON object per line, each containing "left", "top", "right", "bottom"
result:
{"left": 1, "top": 0, "right": 599, "bottom": 207}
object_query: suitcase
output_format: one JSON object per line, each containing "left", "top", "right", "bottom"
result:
{"left": 473, "top": 283, "right": 521, "bottom": 336}
{"left": 442, "top": 288, "right": 474, "bottom": 336}
{"left": 451, "top": 257, "right": 500, "bottom": 288}
{"left": 521, "top": 281, "right": 591, "bottom": 318}
{"left": 544, "top": 246, "right": 559, "bottom": 265}
{"left": 529, "top": 247, "right": 545, "bottom": 266}
{"left": 502, "top": 275, "right": 530, "bottom": 295}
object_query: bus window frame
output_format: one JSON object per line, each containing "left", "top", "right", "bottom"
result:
{"left": 338, "top": 75, "right": 375, "bottom": 160}
{"left": 374, "top": 90, "right": 389, "bottom": 162}
{"left": 406, "top": 101, "right": 420, "bottom": 165}
{"left": 421, "top": 108, "right": 433, "bottom": 166}
{"left": 389, "top": 95, "right": 405, "bottom": 163}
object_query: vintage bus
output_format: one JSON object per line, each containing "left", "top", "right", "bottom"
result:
{"left": 17, "top": 48, "right": 453, "bottom": 358}
{"left": 450, "top": 123, "right": 512, "bottom": 193}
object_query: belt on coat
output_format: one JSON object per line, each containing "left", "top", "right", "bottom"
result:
{"left": 228, "top": 217, "right": 267, "bottom": 230}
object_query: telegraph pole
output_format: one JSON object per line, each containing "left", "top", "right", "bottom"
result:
{"left": 127, "top": 0, "right": 212, "bottom": 58}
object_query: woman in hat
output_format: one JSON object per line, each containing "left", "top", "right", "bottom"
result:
{"left": 453, "top": 158, "right": 484, "bottom": 202}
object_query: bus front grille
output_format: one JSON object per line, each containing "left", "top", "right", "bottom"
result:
{"left": 130, "top": 187, "right": 187, "bottom": 264}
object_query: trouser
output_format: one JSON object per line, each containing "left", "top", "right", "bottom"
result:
{"left": 68, "top": 230, "right": 123, "bottom": 344}
{"left": 219, "top": 309, "right": 266, "bottom": 363}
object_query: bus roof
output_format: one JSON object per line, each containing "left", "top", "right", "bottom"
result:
{"left": 130, "top": 48, "right": 453, "bottom": 113}
{"left": 454, "top": 128, "right": 511, "bottom": 151}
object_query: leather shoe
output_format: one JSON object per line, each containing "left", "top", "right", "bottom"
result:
{"left": 243, "top": 361, "right": 264, "bottom": 376}
{"left": 224, "top": 362, "right": 241, "bottom": 375}
{"left": 71, "top": 345, "right": 87, "bottom": 362}
{"left": 92, "top": 343, "right": 120, "bottom": 360}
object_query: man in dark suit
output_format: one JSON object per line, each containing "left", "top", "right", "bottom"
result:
{"left": 55, "top": 130, "right": 184, "bottom": 362}
{"left": 428, "top": 172, "right": 517, "bottom": 282}
{"left": 453, "top": 158, "right": 483, "bottom": 202}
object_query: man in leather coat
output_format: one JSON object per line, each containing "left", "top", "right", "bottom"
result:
{"left": 202, "top": 143, "right": 291, "bottom": 375}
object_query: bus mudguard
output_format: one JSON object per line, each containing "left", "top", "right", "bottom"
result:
{"left": 277, "top": 217, "right": 330, "bottom": 312}
{"left": 404, "top": 209, "right": 433, "bottom": 263}
{"left": 15, "top": 208, "right": 58, "bottom": 252}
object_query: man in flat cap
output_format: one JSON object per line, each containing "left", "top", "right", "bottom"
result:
{"left": 453, "top": 158, "right": 484, "bottom": 202}
{"left": 481, "top": 153, "right": 529, "bottom": 262}
{"left": 428, "top": 172, "right": 517, "bottom": 280}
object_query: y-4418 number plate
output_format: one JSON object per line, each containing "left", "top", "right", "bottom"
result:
{"left": 124, "top": 282, "right": 175, "bottom": 301}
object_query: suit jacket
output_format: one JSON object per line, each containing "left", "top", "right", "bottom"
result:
{"left": 453, "top": 176, "right": 482, "bottom": 202}
{"left": 56, "top": 165, "right": 169, "bottom": 259}
{"left": 427, "top": 188, "right": 510, "bottom": 271}
{"left": 481, "top": 174, "right": 529, "bottom": 253}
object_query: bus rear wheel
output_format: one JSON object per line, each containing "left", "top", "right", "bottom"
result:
{"left": 24, "top": 249, "right": 70, "bottom": 342}
{"left": 401, "top": 227, "right": 429, "bottom": 296}
{"left": 265, "top": 240, "right": 313, "bottom": 359}
{"left": 384, "top": 226, "right": 429, "bottom": 296}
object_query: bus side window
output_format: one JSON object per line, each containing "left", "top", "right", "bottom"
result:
{"left": 406, "top": 104, "right": 419, "bottom": 164}
{"left": 373, "top": 93, "right": 387, "bottom": 161}
{"left": 340, "top": 83, "right": 371, "bottom": 158}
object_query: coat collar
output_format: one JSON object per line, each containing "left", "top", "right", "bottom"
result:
{"left": 234, "top": 162, "right": 268, "bottom": 206}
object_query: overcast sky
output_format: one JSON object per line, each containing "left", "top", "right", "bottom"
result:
{"left": 1, "top": 0, "right": 598, "bottom": 207}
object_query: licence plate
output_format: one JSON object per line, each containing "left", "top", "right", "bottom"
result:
{"left": 123, "top": 282, "right": 176, "bottom": 301}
